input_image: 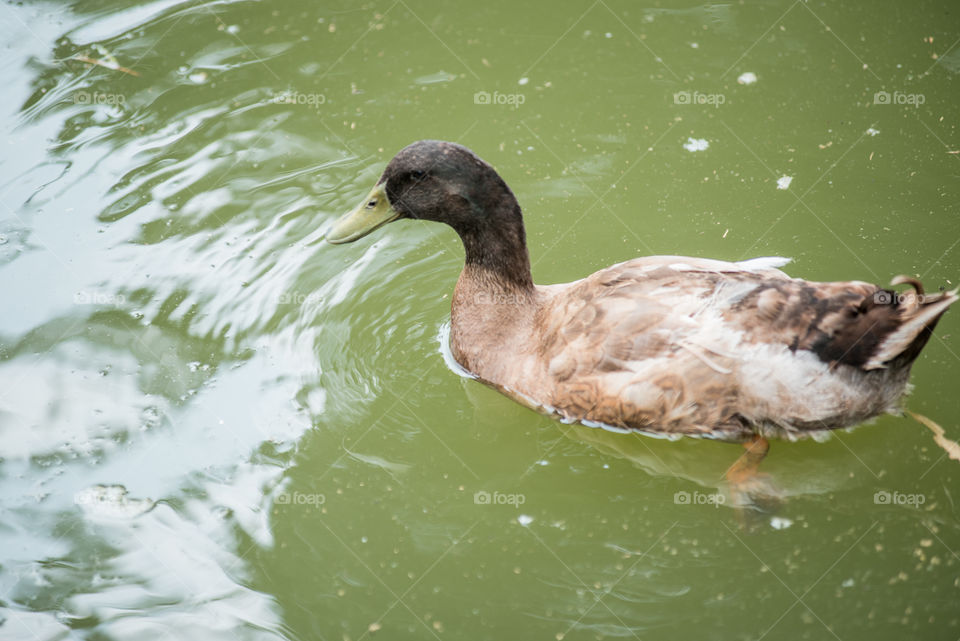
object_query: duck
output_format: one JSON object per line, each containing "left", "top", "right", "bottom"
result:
{"left": 326, "top": 140, "right": 956, "bottom": 454}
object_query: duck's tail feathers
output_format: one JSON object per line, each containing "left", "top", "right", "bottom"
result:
{"left": 863, "top": 278, "right": 958, "bottom": 370}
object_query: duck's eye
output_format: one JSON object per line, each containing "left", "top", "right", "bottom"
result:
{"left": 366, "top": 199, "right": 377, "bottom": 208}
{"left": 411, "top": 170, "right": 425, "bottom": 180}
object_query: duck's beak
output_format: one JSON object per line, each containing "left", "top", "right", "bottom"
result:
{"left": 326, "top": 182, "right": 399, "bottom": 244}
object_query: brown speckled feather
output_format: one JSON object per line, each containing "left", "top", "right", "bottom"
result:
{"left": 452, "top": 256, "right": 956, "bottom": 440}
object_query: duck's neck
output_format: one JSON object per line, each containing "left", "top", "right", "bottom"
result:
{"left": 455, "top": 193, "right": 534, "bottom": 293}
{"left": 449, "top": 196, "right": 538, "bottom": 377}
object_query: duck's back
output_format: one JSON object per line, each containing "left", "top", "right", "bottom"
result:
{"left": 524, "top": 256, "right": 956, "bottom": 440}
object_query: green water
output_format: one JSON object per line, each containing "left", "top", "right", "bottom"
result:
{"left": 1, "top": 1, "right": 959, "bottom": 639}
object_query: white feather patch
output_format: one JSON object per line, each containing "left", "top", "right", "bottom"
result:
{"left": 735, "top": 256, "right": 792, "bottom": 272}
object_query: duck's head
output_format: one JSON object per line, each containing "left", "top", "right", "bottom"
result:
{"left": 326, "top": 140, "right": 520, "bottom": 244}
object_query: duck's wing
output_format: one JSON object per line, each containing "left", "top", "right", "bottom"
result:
{"left": 533, "top": 256, "right": 956, "bottom": 437}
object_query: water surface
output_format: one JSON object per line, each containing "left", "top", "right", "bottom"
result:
{"left": 1, "top": 1, "right": 959, "bottom": 639}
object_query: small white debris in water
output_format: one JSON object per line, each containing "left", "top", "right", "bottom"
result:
{"left": 226, "top": 24, "right": 239, "bottom": 35}
{"left": 518, "top": 77, "right": 529, "bottom": 85}
{"left": 737, "top": 71, "right": 758, "bottom": 85}
{"left": 536, "top": 459, "right": 549, "bottom": 466}
{"left": 776, "top": 175, "right": 793, "bottom": 190}
{"left": 605, "top": 32, "right": 613, "bottom": 38}
{"left": 842, "top": 578, "right": 855, "bottom": 588}
{"left": 770, "top": 516, "right": 793, "bottom": 530}
{"left": 517, "top": 514, "right": 534, "bottom": 527}
{"left": 683, "top": 137, "right": 709, "bottom": 152}
{"left": 866, "top": 127, "right": 880, "bottom": 136}
{"left": 189, "top": 71, "right": 208, "bottom": 84}
{"left": 690, "top": 42, "right": 699, "bottom": 48}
